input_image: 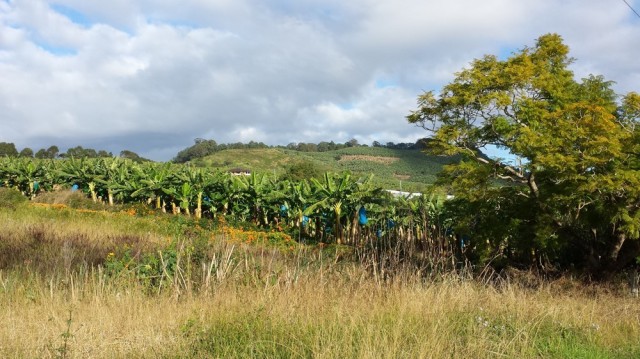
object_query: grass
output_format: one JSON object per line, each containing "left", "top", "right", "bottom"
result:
{"left": 1, "top": 199, "right": 639, "bottom": 358}
{"left": 192, "top": 147, "right": 457, "bottom": 192}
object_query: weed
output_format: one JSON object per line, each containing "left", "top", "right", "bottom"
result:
{"left": 46, "top": 307, "right": 75, "bottom": 359}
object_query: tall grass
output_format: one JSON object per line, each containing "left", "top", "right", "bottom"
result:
{"left": 1, "top": 201, "right": 639, "bottom": 358}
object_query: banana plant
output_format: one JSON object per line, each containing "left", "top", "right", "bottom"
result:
{"left": 0, "top": 158, "right": 11, "bottom": 188}
{"left": 226, "top": 175, "right": 251, "bottom": 221}
{"left": 174, "top": 166, "right": 212, "bottom": 219}
{"left": 261, "top": 179, "right": 289, "bottom": 226}
{"left": 6, "top": 158, "right": 47, "bottom": 198}
{"left": 57, "top": 157, "right": 105, "bottom": 202}
{"left": 227, "top": 173, "right": 272, "bottom": 225}
{"left": 163, "top": 182, "right": 194, "bottom": 216}
{"left": 99, "top": 158, "right": 136, "bottom": 205}
{"left": 282, "top": 179, "right": 312, "bottom": 228}
{"left": 203, "top": 172, "right": 233, "bottom": 217}
{"left": 304, "top": 172, "right": 360, "bottom": 244}
{"left": 131, "top": 162, "right": 174, "bottom": 212}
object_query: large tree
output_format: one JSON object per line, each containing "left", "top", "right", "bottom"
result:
{"left": 173, "top": 139, "right": 219, "bottom": 163}
{"left": 18, "top": 147, "right": 34, "bottom": 158}
{"left": 35, "top": 145, "right": 60, "bottom": 159}
{"left": 407, "top": 34, "right": 640, "bottom": 276}
{"left": 0, "top": 142, "right": 18, "bottom": 157}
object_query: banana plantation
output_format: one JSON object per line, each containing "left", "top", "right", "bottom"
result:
{"left": 0, "top": 157, "right": 454, "bottom": 259}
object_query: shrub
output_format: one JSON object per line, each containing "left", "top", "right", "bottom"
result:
{"left": 0, "top": 187, "right": 27, "bottom": 209}
{"left": 34, "top": 190, "right": 106, "bottom": 211}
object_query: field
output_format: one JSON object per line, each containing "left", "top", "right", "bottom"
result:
{"left": 192, "top": 147, "right": 457, "bottom": 192}
{"left": 1, "top": 198, "right": 639, "bottom": 358}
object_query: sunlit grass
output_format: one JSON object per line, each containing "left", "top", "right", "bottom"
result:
{"left": 1, "top": 202, "right": 639, "bottom": 358}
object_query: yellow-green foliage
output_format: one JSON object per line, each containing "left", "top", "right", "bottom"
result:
{"left": 407, "top": 33, "right": 640, "bottom": 274}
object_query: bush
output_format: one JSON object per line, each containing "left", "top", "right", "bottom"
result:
{"left": 34, "top": 190, "right": 106, "bottom": 210}
{"left": 285, "top": 160, "right": 325, "bottom": 181}
{"left": 0, "top": 187, "right": 27, "bottom": 209}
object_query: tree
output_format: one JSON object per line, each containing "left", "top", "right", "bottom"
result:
{"left": 407, "top": 33, "right": 640, "bottom": 276}
{"left": 19, "top": 148, "right": 34, "bottom": 158}
{"left": 35, "top": 149, "right": 47, "bottom": 159}
{"left": 285, "top": 160, "right": 324, "bottom": 181}
{"left": 173, "top": 139, "right": 218, "bottom": 163}
{"left": 297, "top": 142, "right": 317, "bottom": 152}
{"left": 317, "top": 141, "right": 331, "bottom": 152}
{"left": 120, "top": 150, "right": 150, "bottom": 163}
{"left": 37, "top": 145, "right": 60, "bottom": 159}
{"left": 46, "top": 145, "right": 59, "bottom": 158}
{"left": 0, "top": 142, "right": 18, "bottom": 157}
{"left": 62, "top": 146, "right": 98, "bottom": 158}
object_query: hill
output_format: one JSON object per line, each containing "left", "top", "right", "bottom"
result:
{"left": 189, "top": 146, "right": 457, "bottom": 192}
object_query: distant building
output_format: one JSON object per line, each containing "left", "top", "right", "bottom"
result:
{"left": 385, "top": 190, "right": 422, "bottom": 199}
{"left": 384, "top": 190, "right": 454, "bottom": 200}
{"left": 229, "top": 168, "right": 251, "bottom": 176}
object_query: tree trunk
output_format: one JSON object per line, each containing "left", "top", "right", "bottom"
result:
{"left": 195, "top": 192, "right": 202, "bottom": 219}
{"left": 609, "top": 231, "right": 626, "bottom": 263}
{"left": 527, "top": 172, "right": 539, "bottom": 199}
{"left": 605, "top": 231, "right": 640, "bottom": 275}
{"left": 89, "top": 182, "right": 97, "bottom": 203}
{"left": 349, "top": 214, "right": 359, "bottom": 246}
{"left": 335, "top": 213, "right": 343, "bottom": 245}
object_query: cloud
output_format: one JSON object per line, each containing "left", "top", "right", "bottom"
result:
{"left": 1, "top": 0, "right": 638, "bottom": 160}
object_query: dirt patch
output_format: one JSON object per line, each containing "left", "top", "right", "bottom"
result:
{"left": 339, "top": 155, "right": 400, "bottom": 164}
{"left": 393, "top": 174, "right": 411, "bottom": 180}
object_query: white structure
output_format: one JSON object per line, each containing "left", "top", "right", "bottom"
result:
{"left": 385, "top": 190, "right": 422, "bottom": 199}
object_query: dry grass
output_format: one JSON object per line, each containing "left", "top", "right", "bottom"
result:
{"left": 393, "top": 173, "right": 411, "bottom": 180}
{"left": 1, "top": 203, "right": 639, "bottom": 358}
{"left": 2, "top": 271, "right": 639, "bottom": 358}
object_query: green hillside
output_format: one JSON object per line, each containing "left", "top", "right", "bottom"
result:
{"left": 190, "top": 147, "right": 456, "bottom": 192}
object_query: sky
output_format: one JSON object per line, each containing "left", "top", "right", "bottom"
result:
{"left": 1, "top": 0, "right": 639, "bottom": 161}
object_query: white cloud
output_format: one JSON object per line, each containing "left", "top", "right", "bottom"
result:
{"left": 1, "top": 0, "right": 639, "bottom": 159}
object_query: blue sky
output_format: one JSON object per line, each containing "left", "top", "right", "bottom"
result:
{"left": 50, "top": 4, "right": 91, "bottom": 27}
{"left": 1, "top": 0, "right": 639, "bottom": 160}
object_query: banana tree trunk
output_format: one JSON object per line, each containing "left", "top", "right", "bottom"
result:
{"left": 89, "top": 182, "right": 97, "bottom": 203}
{"left": 335, "top": 213, "right": 343, "bottom": 245}
{"left": 349, "top": 214, "right": 359, "bottom": 246}
{"left": 182, "top": 202, "right": 191, "bottom": 216}
{"left": 195, "top": 192, "right": 202, "bottom": 219}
